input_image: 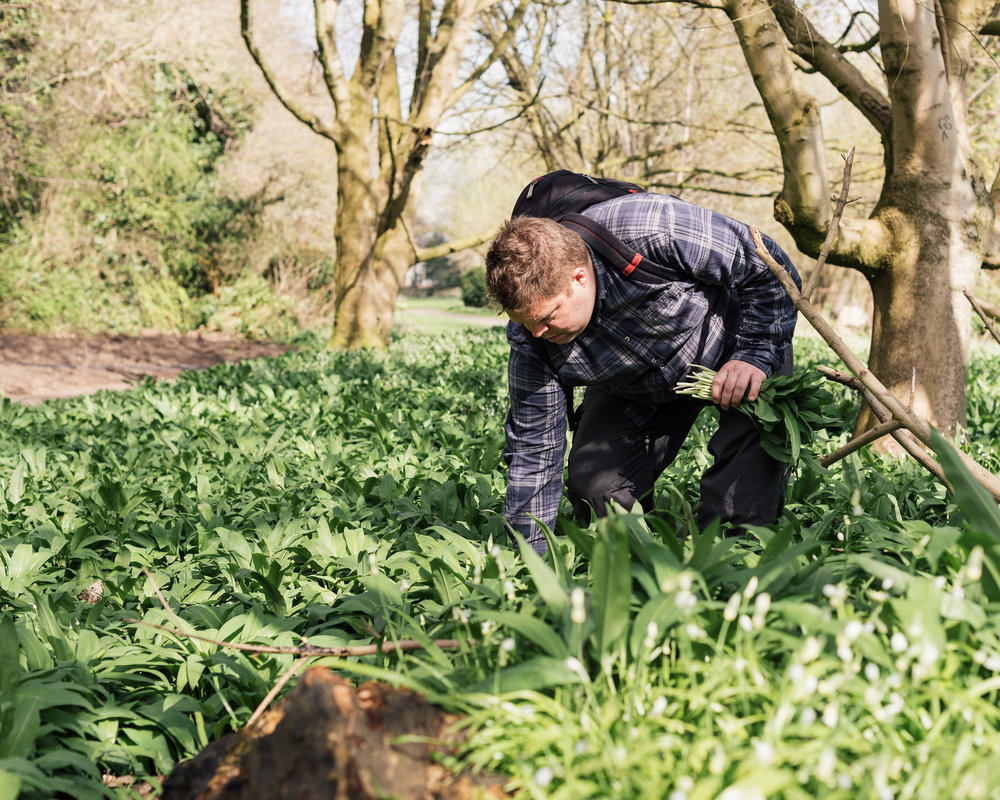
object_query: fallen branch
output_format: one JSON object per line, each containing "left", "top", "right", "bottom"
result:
{"left": 816, "top": 367, "right": 950, "bottom": 484}
{"left": 819, "top": 417, "right": 903, "bottom": 467}
{"left": 966, "top": 289, "right": 1000, "bottom": 347}
{"left": 748, "top": 146, "right": 1000, "bottom": 500}
{"left": 131, "top": 568, "right": 466, "bottom": 728}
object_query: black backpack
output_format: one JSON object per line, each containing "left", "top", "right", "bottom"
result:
{"left": 511, "top": 170, "right": 676, "bottom": 283}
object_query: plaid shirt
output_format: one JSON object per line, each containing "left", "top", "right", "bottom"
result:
{"left": 502, "top": 192, "right": 801, "bottom": 550}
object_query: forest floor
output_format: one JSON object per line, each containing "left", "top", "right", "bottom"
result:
{"left": 0, "top": 332, "right": 289, "bottom": 405}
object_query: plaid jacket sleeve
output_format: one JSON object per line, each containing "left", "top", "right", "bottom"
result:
{"left": 502, "top": 324, "right": 568, "bottom": 554}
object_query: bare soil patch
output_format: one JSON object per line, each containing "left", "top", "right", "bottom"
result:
{"left": 0, "top": 332, "right": 289, "bottom": 405}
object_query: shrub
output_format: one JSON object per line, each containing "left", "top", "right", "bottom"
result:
{"left": 460, "top": 266, "right": 488, "bottom": 307}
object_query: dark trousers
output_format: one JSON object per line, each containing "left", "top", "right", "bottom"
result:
{"left": 566, "top": 355, "right": 792, "bottom": 531}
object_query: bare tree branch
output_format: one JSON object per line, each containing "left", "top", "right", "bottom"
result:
{"left": 240, "top": 0, "right": 335, "bottom": 141}
{"left": 966, "top": 289, "right": 1000, "bottom": 347}
{"left": 768, "top": 0, "right": 892, "bottom": 134}
{"left": 803, "top": 148, "right": 856, "bottom": 300}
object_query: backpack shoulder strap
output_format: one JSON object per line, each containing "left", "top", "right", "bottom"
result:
{"left": 559, "top": 213, "right": 678, "bottom": 283}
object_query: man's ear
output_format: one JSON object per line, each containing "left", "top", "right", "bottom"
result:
{"left": 570, "top": 262, "right": 589, "bottom": 287}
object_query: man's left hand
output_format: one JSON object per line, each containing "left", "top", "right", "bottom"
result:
{"left": 711, "top": 359, "right": 766, "bottom": 411}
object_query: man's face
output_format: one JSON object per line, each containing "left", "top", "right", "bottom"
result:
{"left": 506, "top": 263, "right": 596, "bottom": 344}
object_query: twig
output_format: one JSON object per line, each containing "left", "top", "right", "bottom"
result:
{"left": 820, "top": 418, "right": 903, "bottom": 467}
{"left": 966, "top": 289, "right": 1000, "bottom": 347}
{"left": 802, "top": 148, "right": 855, "bottom": 301}
{"left": 133, "top": 569, "right": 469, "bottom": 731}
{"left": 133, "top": 568, "right": 465, "bottom": 657}
{"left": 816, "top": 368, "right": 948, "bottom": 482}
{"left": 129, "top": 617, "right": 463, "bottom": 657}
{"left": 245, "top": 655, "right": 310, "bottom": 730}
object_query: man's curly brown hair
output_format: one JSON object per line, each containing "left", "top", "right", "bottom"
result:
{"left": 485, "top": 216, "right": 590, "bottom": 311}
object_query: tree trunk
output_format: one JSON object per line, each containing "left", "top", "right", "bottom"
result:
{"left": 717, "top": 0, "right": 997, "bottom": 440}
{"left": 329, "top": 135, "right": 414, "bottom": 350}
{"left": 861, "top": 199, "right": 983, "bottom": 434}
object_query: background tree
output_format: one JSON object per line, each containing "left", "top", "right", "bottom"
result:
{"left": 659, "top": 0, "right": 1000, "bottom": 436}
{"left": 241, "top": 0, "right": 528, "bottom": 349}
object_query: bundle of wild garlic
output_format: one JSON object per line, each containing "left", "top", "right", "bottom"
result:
{"left": 676, "top": 364, "right": 837, "bottom": 470}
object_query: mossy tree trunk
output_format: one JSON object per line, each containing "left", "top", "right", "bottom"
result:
{"left": 714, "top": 0, "right": 999, "bottom": 437}
{"left": 241, "top": 0, "right": 526, "bottom": 349}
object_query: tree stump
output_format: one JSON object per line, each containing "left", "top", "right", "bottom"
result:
{"left": 161, "top": 667, "right": 509, "bottom": 800}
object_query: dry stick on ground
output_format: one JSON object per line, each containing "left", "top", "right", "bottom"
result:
{"left": 966, "top": 289, "right": 1000, "bottom": 347}
{"left": 131, "top": 568, "right": 465, "bottom": 728}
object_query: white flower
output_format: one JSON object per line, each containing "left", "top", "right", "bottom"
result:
{"left": 822, "top": 704, "right": 839, "bottom": 727}
{"left": 817, "top": 747, "right": 836, "bottom": 783}
{"left": 752, "top": 593, "right": 771, "bottom": 627}
{"left": 500, "top": 637, "right": 516, "bottom": 652}
{"left": 570, "top": 586, "right": 587, "bottom": 624}
{"left": 967, "top": 546, "right": 984, "bottom": 581}
{"left": 842, "top": 620, "right": 863, "bottom": 643}
{"left": 643, "top": 621, "right": 660, "bottom": 650}
{"left": 723, "top": 592, "right": 741, "bottom": 621}
{"left": 864, "top": 662, "right": 881, "bottom": 683}
{"left": 675, "top": 589, "right": 697, "bottom": 610}
{"left": 918, "top": 642, "right": 940, "bottom": 667}
{"left": 801, "top": 636, "right": 823, "bottom": 663}
{"left": 739, "top": 614, "right": 753, "bottom": 632}
{"left": 651, "top": 696, "right": 668, "bottom": 716}
{"left": 753, "top": 739, "right": 775, "bottom": 764}
{"left": 823, "top": 583, "right": 847, "bottom": 606}
{"left": 890, "top": 632, "right": 908, "bottom": 653}
{"left": 564, "top": 657, "right": 589, "bottom": 681}
{"left": 533, "top": 766, "right": 554, "bottom": 788}
{"left": 743, "top": 575, "right": 759, "bottom": 598}
{"left": 685, "top": 623, "right": 707, "bottom": 640}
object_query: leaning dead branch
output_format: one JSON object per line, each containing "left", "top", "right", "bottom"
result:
{"left": 966, "top": 289, "right": 1000, "bottom": 348}
{"left": 753, "top": 226, "right": 1000, "bottom": 499}
{"left": 748, "top": 146, "right": 1000, "bottom": 500}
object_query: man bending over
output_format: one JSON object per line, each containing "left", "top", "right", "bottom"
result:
{"left": 485, "top": 186, "right": 801, "bottom": 555}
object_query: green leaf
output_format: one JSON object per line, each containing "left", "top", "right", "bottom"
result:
{"left": 0, "top": 616, "right": 17, "bottom": 695}
{"left": 0, "top": 768, "right": 21, "bottom": 800}
{"left": 0, "top": 692, "right": 40, "bottom": 759}
{"left": 781, "top": 404, "right": 801, "bottom": 464}
{"left": 481, "top": 655, "right": 584, "bottom": 693}
{"left": 590, "top": 518, "right": 631, "bottom": 654}
{"left": 6, "top": 461, "right": 25, "bottom": 505}
{"left": 930, "top": 428, "right": 1000, "bottom": 539}
{"left": 510, "top": 531, "right": 569, "bottom": 617}
{"left": 477, "top": 610, "right": 568, "bottom": 658}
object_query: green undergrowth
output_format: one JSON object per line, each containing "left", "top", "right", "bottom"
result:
{"left": 2, "top": 331, "right": 1000, "bottom": 799}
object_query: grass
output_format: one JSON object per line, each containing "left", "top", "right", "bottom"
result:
{"left": 2, "top": 330, "right": 1000, "bottom": 799}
